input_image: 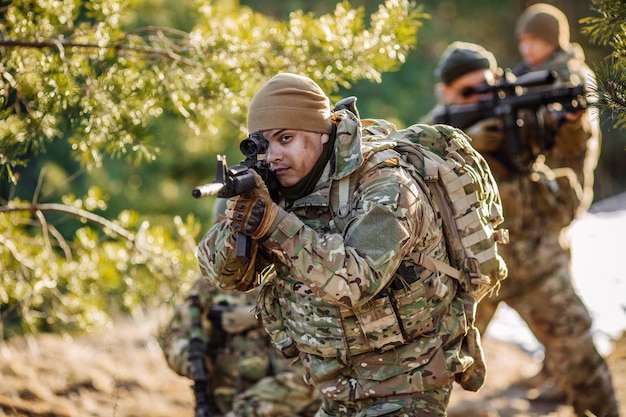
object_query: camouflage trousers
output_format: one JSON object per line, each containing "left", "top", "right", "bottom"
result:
{"left": 476, "top": 231, "right": 618, "bottom": 417}
{"left": 314, "top": 384, "right": 452, "bottom": 417}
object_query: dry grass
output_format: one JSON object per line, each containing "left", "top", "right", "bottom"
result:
{"left": 0, "top": 310, "right": 193, "bottom": 417}
{"left": 0, "top": 309, "right": 624, "bottom": 417}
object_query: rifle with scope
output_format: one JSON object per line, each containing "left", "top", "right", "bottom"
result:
{"left": 192, "top": 131, "right": 279, "bottom": 259}
{"left": 191, "top": 95, "right": 359, "bottom": 260}
{"left": 431, "top": 69, "right": 587, "bottom": 173}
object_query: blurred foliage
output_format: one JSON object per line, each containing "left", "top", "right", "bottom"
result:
{"left": 0, "top": 0, "right": 426, "bottom": 176}
{"left": 0, "top": 0, "right": 427, "bottom": 338}
{"left": 0, "top": 193, "right": 201, "bottom": 337}
{"left": 1, "top": 0, "right": 626, "bottom": 339}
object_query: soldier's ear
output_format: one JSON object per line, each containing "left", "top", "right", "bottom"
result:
{"left": 321, "top": 133, "right": 330, "bottom": 145}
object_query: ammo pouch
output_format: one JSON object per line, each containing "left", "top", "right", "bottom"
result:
{"left": 336, "top": 271, "right": 452, "bottom": 360}
{"left": 257, "top": 280, "right": 299, "bottom": 359}
{"left": 342, "top": 267, "right": 453, "bottom": 356}
{"left": 258, "top": 265, "right": 455, "bottom": 362}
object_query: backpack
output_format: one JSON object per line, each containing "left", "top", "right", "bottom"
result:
{"left": 390, "top": 121, "right": 509, "bottom": 302}
{"left": 333, "top": 112, "right": 509, "bottom": 304}
{"left": 332, "top": 111, "right": 509, "bottom": 391}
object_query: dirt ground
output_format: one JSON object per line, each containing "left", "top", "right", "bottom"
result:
{"left": 0, "top": 308, "right": 624, "bottom": 417}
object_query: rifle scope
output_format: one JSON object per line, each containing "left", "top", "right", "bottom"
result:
{"left": 473, "top": 69, "right": 558, "bottom": 95}
{"left": 240, "top": 131, "right": 269, "bottom": 158}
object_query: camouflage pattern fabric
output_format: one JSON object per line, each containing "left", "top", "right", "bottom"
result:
{"left": 480, "top": 45, "right": 616, "bottom": 416}
{"left": 228, "top": 372, "right": 323, "bottom": 417}
{"left": 475, "top": 233, "right": 617, "bottom": 416}
{"left": 158, "top": 276, "right": 320, "bottom": 417}
{"left": 198, "top": 111, "right": 475, "bottom": 414}
{"left": 424, "top": 43, "right": 617, "bottom": 416}
{"left": 512, "top": 43, "right": 600, "bottom": 216}
{"left": 315, "top": 384, "right": 452, "bottom": 417}
{"left": 502, "top": 44, "right": 618, "bottom": 416}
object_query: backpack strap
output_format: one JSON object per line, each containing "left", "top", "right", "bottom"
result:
{"left": 409, "top": 251, "right": 491, "bottom": 286}
{"left": 408, "top": 251, "right": 461, "bottom": 281}
{"left": 336, "top": 176, "right": 351, "bottom": 218}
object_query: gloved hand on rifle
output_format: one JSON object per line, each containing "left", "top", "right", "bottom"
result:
{"left": 226, "top": 170, "right": 283, "bottom": 240}
{"left": 466, "top": 118, "right": 503, "bottom": 152}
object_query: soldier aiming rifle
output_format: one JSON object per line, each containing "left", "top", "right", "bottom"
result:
{"left": 422, "top": 33, "right": 617, "bottom": 417}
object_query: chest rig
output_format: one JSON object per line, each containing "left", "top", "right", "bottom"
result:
{"left": 257, "top": 138, "right": 455, "bottom": 364}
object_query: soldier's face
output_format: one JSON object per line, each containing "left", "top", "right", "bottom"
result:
{"left": 263, "top": 129, "right": 330, "bottom": 187}
{"left": 518, "top": 33, "right": 556, "bottom": 68}
{"left": 442, "top": 69, "right": 489, "bottom": 105}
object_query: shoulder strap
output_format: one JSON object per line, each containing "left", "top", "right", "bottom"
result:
{"left": 336, "top": 175, "right": 351, "bottom": 219}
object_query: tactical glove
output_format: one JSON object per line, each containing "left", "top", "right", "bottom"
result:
{"left": 467, "top": 118, "right": 503, "bottom": 152}
{"left": 226, "top": 170, "right": 280, "bottom": 240}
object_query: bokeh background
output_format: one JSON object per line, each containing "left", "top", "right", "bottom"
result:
{"left": 4, "top": 0, "right": 623, "bottom": 237}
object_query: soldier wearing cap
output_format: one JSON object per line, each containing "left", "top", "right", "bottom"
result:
{"left": 424, "top": 41, "right": 504, "bottom": 160}
{"left": 422, "top": 10, "right": 617, "bottom": 415}
{"left": 197, "top": 72, "right": 492, "bottom": 416}
{"left": 513, "top": 2, "right": 600, "bottom": 212}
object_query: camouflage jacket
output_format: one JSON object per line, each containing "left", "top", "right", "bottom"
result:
{"left": 158, "top": 277, "right": 320, "bottom": 417}
{"left": 513, "top": 43, "right": 600, "bottom": 217}
{"left": 493, "top": 44, "right": 600, "bottom": 238}
{"left": 197, "top": 111, "right": 472, "bottom": 404}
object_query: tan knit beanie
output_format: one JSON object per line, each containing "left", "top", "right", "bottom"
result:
{"left": 516, "top": 3, "right": 570, "bottom": 50}
{"left": 247, "top": 73, "right": 333, "bottom": 134}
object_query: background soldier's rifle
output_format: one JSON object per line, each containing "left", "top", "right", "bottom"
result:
{"left": 192, "top": 132, "right": 279, "bottom": 259}
{"left": 187, "top": 295, "right": 256, "bottom": 417}
{"left": 431, "top": 69, "right": 587, "bottom": 173}
{"left": 188, "top": 293, "right": 211, "bottom": 417}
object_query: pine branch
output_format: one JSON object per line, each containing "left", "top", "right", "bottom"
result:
{"left": 0, "top": 27, "right": 198, "bottom": 66}
{"left": 0, "top": 203, "right": 135, "bottom": 241}
{"left": 582, "top": 0, "right": 626, "bottom": 128}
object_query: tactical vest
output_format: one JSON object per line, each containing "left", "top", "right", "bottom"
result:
{"left": 259, "top": 108, "right": 512, "bottom": 392}
{"left": 258, "top": 112, "right": 460, "bottom": 371}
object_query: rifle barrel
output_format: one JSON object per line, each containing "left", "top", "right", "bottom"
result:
{"left": 192, "top": 183, "right": 224, "bottom": 198}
